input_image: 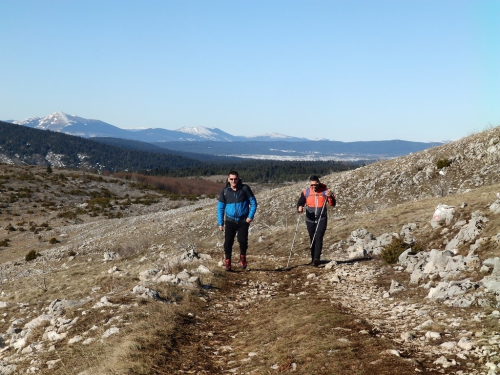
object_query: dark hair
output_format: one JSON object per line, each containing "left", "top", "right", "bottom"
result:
{"left": 309, "top": 175, "right": 320, "bottom": 182}
{"left": 228, "top": 170, "right": 239, "bottom": 177}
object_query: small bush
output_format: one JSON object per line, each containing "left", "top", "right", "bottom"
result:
{"left": 381, "top": 237, "right": 423, "bottom": 264}
{"left": 25, "top": 250, "right": 39, "bottom": 261}
{"left": 0, "top": 238, "right": 10, "bottom": 247}
{"left": 436, "top": 158, "right": 452, "bottom": 169}
{"left": 49, "top": 237, "right": 59, "bottom": 244}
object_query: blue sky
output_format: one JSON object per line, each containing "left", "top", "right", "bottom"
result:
{"left": 2, "top": 0, "right": 499, "bottom": 142}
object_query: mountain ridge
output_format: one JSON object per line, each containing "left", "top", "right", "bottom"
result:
{"left": 6, "top": 112, "right": 444, "bottom": 160}
{"left": 9, "top": 111, "right": 305, "bottom": 142}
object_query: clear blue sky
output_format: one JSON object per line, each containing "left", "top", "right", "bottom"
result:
{"left": 2, "top": 0, "right": 499, "bottom": 142}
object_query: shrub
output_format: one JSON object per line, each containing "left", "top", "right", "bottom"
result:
{"left": 0, "top": 239, "right": 10, "bottom": 247}
{"left": 25, "top": 250, "right": 39, "bottom": 261}
{"left": 436, "top": 158, "right": 452, "bottom": 169}
{"left": 49, "top": 237, "right": 59, "bottom": 244}
{"left": 381, "top": 236, "right": 423, "bottom": 264}
{"left": 6, "top": 224, "right": 16, "bottom": 232}
{"left": 57, "top": 210, "right": 78, "bottom": 219}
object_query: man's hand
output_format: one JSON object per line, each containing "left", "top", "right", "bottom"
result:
{"left": 219, "top": 225, "right": 224, "bottom": 231}
{"left": 297, "top": 206, "right": 303, "bottom": 214}
{"left": 246, "top": 218, "right": 252, "bottom": 223}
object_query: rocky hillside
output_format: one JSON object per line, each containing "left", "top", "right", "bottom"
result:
{"left": 0, "top": 126, "right": 499, "bottom": 374}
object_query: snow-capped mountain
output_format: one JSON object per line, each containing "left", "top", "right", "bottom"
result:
{"left": 10, "top": 112, "right": 305, "bottom": 142}
{"left": 13, "top": 112, "right": 129, "bottom": 138}
{"left": 15, "top": 111, "right": 75, "bottom": 131}
{"left": 175, "top": 126, "right": 241, "bottom": 141}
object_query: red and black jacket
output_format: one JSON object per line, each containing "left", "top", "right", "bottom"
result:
{"left": 296, "top": 183, "right": 335, "bottom": 222}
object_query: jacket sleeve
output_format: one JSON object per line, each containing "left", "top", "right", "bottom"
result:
{"left": 248, "top": 195, "right": 257, "bottom": 220}
{"left": 244, "top": 185, "right": 257, "bottom": 220}
{"left": 328, "top": 194, "right": 336, "bottom": 207}
{"left": 297, "top": 192, "right": 306, "bottom": 210}
{"left": 217, "top": 189, "right": 226, "bottom": 226}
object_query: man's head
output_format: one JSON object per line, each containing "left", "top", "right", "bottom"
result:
{"left": 309, "top": 175, "right": 320, "bottom": 190}
{"left": 228, "top": 170, "right": 239, "bottom": 187}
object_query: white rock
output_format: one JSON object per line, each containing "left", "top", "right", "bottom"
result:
{"left": 433, "top": 356, "right": 456, "bottom": 368}
{"left": 43, "top": 330, "right": 67, "bottom": 341}
{"left": 457, "top": 337, "right": 475, "bottom": 350}
{"left": 12, "top": 337, "right": 27, "bottom": 350}
{"left": 382, "top": 349, "right": 400, "bottom": 357}
{"left": 440, "top": 341, "right": 457, "bottom": 349}
{"left": 47, "top": 359, "right": 62, "bottom": 369}
{"left": 425, "top": 331, "right": 441, "bottom": 339}
{"left": 68, "top": 335, "right": 83, "bottom": 344}
{"left": 197, "top": 265, "right": 212, "bottom": 274}
{"left": 102, "top": 327, "right": 119, "bottom": 339}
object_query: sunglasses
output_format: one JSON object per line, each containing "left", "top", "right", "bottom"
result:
{"left": 310, "top": 183, "right": 318, "bottom": 187}
{"left": 229, "top": 178, "right": 238, "bottom": 181}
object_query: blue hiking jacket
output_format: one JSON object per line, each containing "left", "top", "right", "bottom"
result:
{"left": 217, "top": 182, "right": 257, "bottom": 225}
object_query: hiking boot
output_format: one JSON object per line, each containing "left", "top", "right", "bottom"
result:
{"left": 313, "top": 259, "right": 320, "bottom": 267}
{"left": 225, "top": 259, "right": 231, "bottom": 271}
{"left": 239, "top": 255, "right": 247, "bottom": 270}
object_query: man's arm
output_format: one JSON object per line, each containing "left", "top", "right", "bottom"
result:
{"left": 297, "top": 191, "right": 306, "bottom": 213}
{"left": 247, "top": 195, "right": 257, "bottom": 221}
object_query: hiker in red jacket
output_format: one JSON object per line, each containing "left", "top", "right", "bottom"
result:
{"left": 296, "top": 175, "right": 336, "bottom": 266}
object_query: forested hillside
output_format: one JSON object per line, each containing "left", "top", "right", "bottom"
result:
{"left": 0, "top": 121, "right": 203, "bottom": 172}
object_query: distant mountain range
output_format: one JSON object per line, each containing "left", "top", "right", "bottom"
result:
{"left": 9, "top": 111, "right": 306, "bottom": 142}
{"left": 6, "top": 112, "right": 445, "bottom": 161}
{"left": 0, "top": 120, "right": 360, "bottom": 182}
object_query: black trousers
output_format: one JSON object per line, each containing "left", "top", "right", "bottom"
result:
{"left": 224, "top": 220, "right": 249, "bottom": 260}
{"left": 306, "top": 217, "right": 327, "bottom": 261}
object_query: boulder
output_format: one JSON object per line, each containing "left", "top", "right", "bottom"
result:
{"left": 426, "top": 279, "right": 478, "bottom": 307}
{"left": 132, "top": 285, "right": 160, "bottom": 300}
{"left": 481, "top": 258, "right": 500, "bottom": 293}
{"left": 388, "top": 280, "right": 406, "bottom": 295}
{"left": 400, "top": 223, "right": 418, "bottom": 244}
{"left": 431, "top": 204, "right": 455, "bottom": 228}
{"left": 180, "top": 249, "right": 200, "bottom": 263}
{"left": 445, "top": 211, "right": 488, "bottom": 251}
{"left": 490, "top": 198, "right": 500, "bottom": 214}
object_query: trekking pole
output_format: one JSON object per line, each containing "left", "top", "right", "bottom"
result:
{"left": 286, "top": 214, "right": 301, "bottom": 269}
{"left": 309, "top": 198, "right": 328, "bottom": 252}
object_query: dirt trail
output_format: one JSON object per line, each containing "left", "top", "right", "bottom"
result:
{"left": 175, "top": 254, "right": 445, "bottom": 375}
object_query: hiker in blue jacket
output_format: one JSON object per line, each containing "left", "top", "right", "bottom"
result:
{"left": 217, "top": 171, "right": 257, "bottom": 271}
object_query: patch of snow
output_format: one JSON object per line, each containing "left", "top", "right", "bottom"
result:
{"left": 249, "top": 132, "right": 293, "bottom": 139}
{"left": 177, "top": 126, "right": 216, "bottom": 137}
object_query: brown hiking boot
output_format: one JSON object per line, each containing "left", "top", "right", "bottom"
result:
{"left": 225, "top": 259, "right": 231, "bottom": 271}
